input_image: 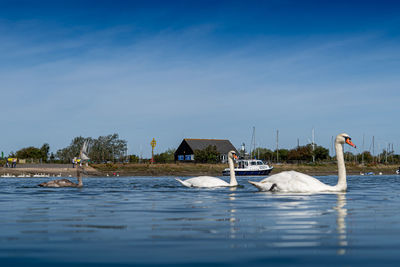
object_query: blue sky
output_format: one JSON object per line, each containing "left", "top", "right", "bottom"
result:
{"left": 1, "top": 0, "right": 400, "bottom": 157}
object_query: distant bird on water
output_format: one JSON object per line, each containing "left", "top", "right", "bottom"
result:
{"left": 38, "top": 141, "right": 89, "bottom": 188}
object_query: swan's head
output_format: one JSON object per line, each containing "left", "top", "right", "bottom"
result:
{"left": 228, "top": 150, "right": 238, "bottom": 160}
{"left": 337, "top": 133, "right": 356, "bottom": 148}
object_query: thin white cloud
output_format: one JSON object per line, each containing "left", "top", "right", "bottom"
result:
{"left": 1, "top": 19, "right": 399, "bottom": 155}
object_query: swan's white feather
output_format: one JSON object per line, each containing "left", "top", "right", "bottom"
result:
{"left": 176, "top": 151, "right": 238, "bottom": 188}
{"left": 250, "top": 171, "right": 335, "bottom": 193}
{"left": 176, "top": 176, "right": 230, "bottom": 188}
{"left": 248, "top": 133, "right": 354, "bottom": 193}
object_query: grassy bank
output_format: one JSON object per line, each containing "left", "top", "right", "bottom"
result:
{"left": 91, "top": 162, "right": 400, "bottom": 176}
{"left": 2, "top": 163, "right": 398, "bottom": 177}
{"left": 91, "top": 163, "right": 226, "bottom": 176}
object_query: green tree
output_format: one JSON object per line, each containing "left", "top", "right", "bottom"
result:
{"left": 16, "top": 146, "right": 43, "bottom": 159}
{"left": 154, "top": 149, "right": 176, "bottom": 163}
{"left": 344, "top": 151, "right": 356, "bottom": 162}
{"left": 314, "top": 145, "right": 329, "bottom": 161}
{"left": 254, "top": 148, "right": 274, "bottom": 162}
{"left": 360, "top": 151, "right": 373, "bottom": 163}
{"left": 49, "top": 152, "right": 56, "bottom": 163}
{"left": 40, "top": 143, "right": 50, "bottom": 162}
{"left": 288, "top": 145, "right": 312, "bottom": 161}
{"left": 56, "top": 136, "right": 89, "bottom": 163}
{"left": 128, "top": 154, "right": 140, "bottom": 163}
{"left": 194, "top": 145, "right": 220, "bottom": 163}
{"left": 56, "top": 134, "right": 127, "bottom": 163}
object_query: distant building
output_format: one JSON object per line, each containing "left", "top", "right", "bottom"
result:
{"left": 174, "top": 139, "right": 237, "bottom": 163}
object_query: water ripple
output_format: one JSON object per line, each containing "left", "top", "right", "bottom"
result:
{"left": 0, "top": 175, "right": 400, "bottom": 266}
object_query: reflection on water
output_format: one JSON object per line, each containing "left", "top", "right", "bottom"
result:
{"left": 0, "top": 175, "right": 400, "bottom": 266}
{"left": 334, "top": 193, "right": 347, "bottom": 255}
{"left": 228, "top": 192, "right": 237, "bottom": 239}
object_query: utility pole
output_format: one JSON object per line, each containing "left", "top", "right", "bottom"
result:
{"left": 276, "top": 130, "right": 279, "bottom": 163}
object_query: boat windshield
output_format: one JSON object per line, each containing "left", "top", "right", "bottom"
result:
{"left": 238, "top": 161, "right": 249, "bottom": 168}
{"left": 257, "top": 161, "right": 264, "bottom": 165}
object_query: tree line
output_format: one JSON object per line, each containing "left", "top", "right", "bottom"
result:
{"left": 56, "top": 134, "right": 127, "bottom": 163}
{"left": 3, "top": 134, "right": 128, "bottom": 164}
{"left": 4, "top": 137, "right": 400, "bottom": 165}
{"left": 247, "top": 145, "right": 400, "bottom": 165}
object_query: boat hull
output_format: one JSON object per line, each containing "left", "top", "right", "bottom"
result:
{"left": 222, "top": 168, "right": 273, "bottom": 176}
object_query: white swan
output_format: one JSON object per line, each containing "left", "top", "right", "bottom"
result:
{"left": 248, "top": 133, "right": 356, "bottom": 193}
{"left": 176, "top": 151, "right": 238, "bottom": 188}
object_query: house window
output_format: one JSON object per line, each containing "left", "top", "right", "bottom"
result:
{"left": 221, "top": 154, "right": 226, "bottom": 163}
{"left": 185, "top": 155, "right": 193, "bottom": 161}
{"left": 178, "top": 155, "right": 184, "bottom": 161}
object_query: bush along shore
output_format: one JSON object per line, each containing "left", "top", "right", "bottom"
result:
{"left": 1, "top": 163, "right": 399, "bottom": 177}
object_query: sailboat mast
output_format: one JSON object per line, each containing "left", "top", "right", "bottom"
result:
{"left": 372, "top": 136, "right": 375, "bottom": 162}
{"left": 312, "top": 128, "right": 315, "bottom": 163}
{"left": 250, "top": 126, "right": 256, "bottom": 159}
{"left": 276, "top": 130, "right": 279, "bottom": 163}
{"left": 362, "top": 134, "right": 365, "bottom": 165}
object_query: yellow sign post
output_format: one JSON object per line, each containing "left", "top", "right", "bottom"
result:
{"left": 150, "top": 138, "right": 157, "bottom": 164}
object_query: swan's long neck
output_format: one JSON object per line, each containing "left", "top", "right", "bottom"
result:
{"left": 77, "top": 165, "right": 83, "bottom": 187}
{"left": 228, "top": 157, "right": 238, "bottom": 186}
{"left": 335, "top": 142, "right": 346, "bottom": 191}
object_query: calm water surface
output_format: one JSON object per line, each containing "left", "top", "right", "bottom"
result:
{"left": 1, "top": 175, "right": 400, "bottom": 266}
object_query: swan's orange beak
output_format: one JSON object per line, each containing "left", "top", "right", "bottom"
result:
{"left": 233, "top": 154, "right": 238, "bottom": 160}
{"left": 345, "top": 138, "right": 356, "bottom": 148}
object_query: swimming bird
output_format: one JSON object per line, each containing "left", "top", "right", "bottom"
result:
{"left": 176, "top": 150, "right": 238, "bottom": 188}
{"left": 248, "top": 133, "right": 356, "bottom": 193}
{"left": 38, "top": 174, "right": 83, "bottom": 188}
{"left": 38, "top": 141, "right": 89, "bottom": 188}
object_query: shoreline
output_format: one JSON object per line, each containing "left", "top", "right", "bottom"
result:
{"left": 2, "top": 163, "right": 398, "bottom": 177}
{"left": 0, "top": 166, "right": 101, "bottom": 177}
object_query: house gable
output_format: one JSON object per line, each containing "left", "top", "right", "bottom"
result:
{"left": 174, "top": 139, "right": 237, "bottom": 162}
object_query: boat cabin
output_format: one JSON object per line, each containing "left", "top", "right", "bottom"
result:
{"left": 238, "top": 159, "right": 265, "bottom": 169}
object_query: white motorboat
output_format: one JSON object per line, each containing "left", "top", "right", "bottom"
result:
{"left": 223, "top": 159, "right": 273, "bottom": 176}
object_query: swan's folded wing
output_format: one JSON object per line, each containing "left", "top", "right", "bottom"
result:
{"left": 248, "top": 181, "right": 276, "bottom": 191}
{"left": 177, "top": 176, "right": 230, "bottom": 188}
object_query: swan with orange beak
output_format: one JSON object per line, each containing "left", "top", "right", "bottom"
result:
{"left": 176, "top": 151, "right": 239, "bottom": 188}
{"left": 248, "top": 133, "right": 356, "bottom": 193}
